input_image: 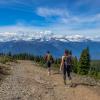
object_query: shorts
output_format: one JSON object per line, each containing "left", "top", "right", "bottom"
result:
{"left": 47, "top": 61, "right": 51, "bottom": 68}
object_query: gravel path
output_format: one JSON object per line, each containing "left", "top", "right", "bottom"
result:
{"left": 0, "top": 60, "right": 100, "bottom": 100}
{"left": 0, "top": 61, "right": 58, "bottom": 100}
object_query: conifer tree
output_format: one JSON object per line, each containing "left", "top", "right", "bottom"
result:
{"left": 73, "top": 56, "right": 78, "bottom": 73}
{"left": 79, "top": 47, "right": 90, "bottom": 75}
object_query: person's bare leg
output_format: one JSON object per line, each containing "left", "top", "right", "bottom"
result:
{"left": 48, "top": 67, "right": 51, "bottom": 76}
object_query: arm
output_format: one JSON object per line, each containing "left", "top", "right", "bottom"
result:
{"left": 60, "top": 56, "right": 64, "bottom": 71}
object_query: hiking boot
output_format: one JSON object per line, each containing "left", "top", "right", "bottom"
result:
{"left": 65, "top": 85, "right": 70, "bottom": 88}
{"left": 66, "top": 80, "right": 72, "bottom": 86}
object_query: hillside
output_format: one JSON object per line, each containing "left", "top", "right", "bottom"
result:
{"left": 0, "top": 40, "right": 100, "bottom": 59}
{"left": 0, "top": 60, "right": 100, "bottom": 100}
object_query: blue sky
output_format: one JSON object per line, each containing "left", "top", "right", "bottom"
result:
{"left": 0, "top": 0, "right": 100, "bottom": 36}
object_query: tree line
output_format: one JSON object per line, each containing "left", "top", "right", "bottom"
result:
{"left": 0, "top": 47, "right": 100, "bottom": 79}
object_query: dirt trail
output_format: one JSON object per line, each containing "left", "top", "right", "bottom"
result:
{"left": 0, "top": 60, "right": 100, "bottom": 100}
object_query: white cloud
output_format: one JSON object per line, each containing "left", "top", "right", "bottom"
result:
{"left": 36, "top": 7, "right": 100, "bottom": 27}
{"left": 0, "top": 5, "right": 100, "bottom": 37}
{"left": 36, "top": 7, "right": 69, "bottom": 18}
{"left": 60, "top": 13, "right": 100, "bottom": 25}
{"left": 0, "top": 25, "right": 41, "bottom": 32}
{"left": 0, "top": 24, "right": 100, "bottom": 37}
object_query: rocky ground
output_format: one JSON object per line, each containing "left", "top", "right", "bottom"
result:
{"left": 0, "top": 60, "right": 100, "bottom": 100}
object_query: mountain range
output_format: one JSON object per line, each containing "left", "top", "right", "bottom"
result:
{"left": 0, "top": 31, "right": 100, "bottom": 59}
{"left": 0, "top": 31, "right": 100, "bottom": 42}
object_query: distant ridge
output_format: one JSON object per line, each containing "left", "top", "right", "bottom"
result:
{"left": 0, "top": 40, "right": 100, "bottom": 59}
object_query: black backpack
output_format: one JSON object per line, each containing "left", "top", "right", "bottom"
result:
{"left": 64, "top": 56, "right": 72, "bottom": 66}
{"left": 67, "top": 56, "right": 72, "bottom": 65}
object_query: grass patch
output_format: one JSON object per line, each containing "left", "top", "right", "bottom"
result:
{"left": 0, "top": 64, "right": 11, "bottom": 75}
{"left": 0, "top": 63, "right": 12, "bottom": 85}
{"left": 0, "top": 56, "right": 17, "bottom": 64}
{"left": 0, "top": 56, "right": 13, "bottom": 85}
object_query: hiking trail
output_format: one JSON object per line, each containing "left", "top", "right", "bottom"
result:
{"left": 0, "top": 60, "right": 100, "bottom": 100}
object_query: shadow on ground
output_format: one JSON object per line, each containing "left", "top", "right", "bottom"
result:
{"left": 70, "top": 82, "right": 96, "bottom": 88}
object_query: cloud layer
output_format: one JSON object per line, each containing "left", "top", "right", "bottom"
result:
{"left": 0, "top": 0, "right": 100, "bottom": 36}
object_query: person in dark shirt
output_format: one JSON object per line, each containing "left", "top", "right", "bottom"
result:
{"left": 60, "top": 50, "right": 73, "bottom": 85}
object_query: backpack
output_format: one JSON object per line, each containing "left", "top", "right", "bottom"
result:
{"left": 67, "top": 55, "right": 72, "bottom": 65}
{"left": 64, "top": 55, "right": 72, "bottom": 66}
{"left": 45, "top": 54, "right": 54, "bottom": 63}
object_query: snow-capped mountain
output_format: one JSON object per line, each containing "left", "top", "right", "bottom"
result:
{"left": 0, "top": 31, "right": 100, "bottom": 59}
{"left": 0, "top": 31, "right": 99, "bottom": 42}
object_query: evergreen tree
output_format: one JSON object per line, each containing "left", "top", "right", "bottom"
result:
{"left": 73, "top": 56, "right": 78, "bottom": 73}
{"left": 79, "top": 47, "right": 91, "bottom": 75}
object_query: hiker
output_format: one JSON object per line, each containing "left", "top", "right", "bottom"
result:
{"left": 60, "top": 50, "right": 73, "bottom": 85}
{"left": 45, "top": 51, "right": 54, "bottom": 76}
